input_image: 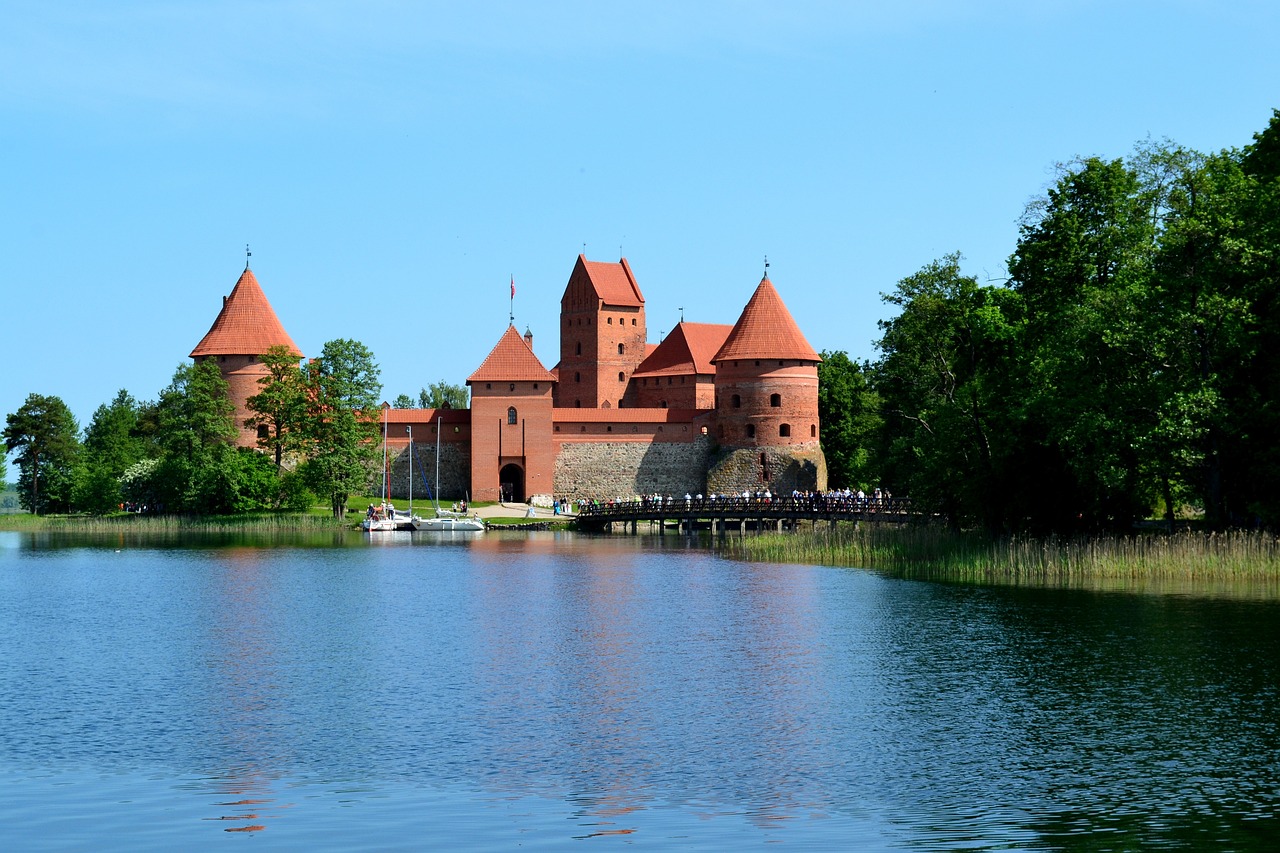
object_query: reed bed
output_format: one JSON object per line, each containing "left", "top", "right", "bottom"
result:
{"left": 725, "top": 523, "right": 1280, "bottom": 584}
{"left": 0, "top": 512, "right": 348, "bottom": 533}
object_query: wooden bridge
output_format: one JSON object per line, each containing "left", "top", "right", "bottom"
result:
{"left": 574, "top": 495, "right": 920, "bottom": 534}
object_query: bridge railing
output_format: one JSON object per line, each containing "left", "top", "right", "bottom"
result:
{"left": 575, "top": 495, "right": 913, "bottom": 520}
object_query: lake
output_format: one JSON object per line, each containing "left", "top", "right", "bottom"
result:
{"left": 2, "top": 529, "right": 1278, "bottom": 851}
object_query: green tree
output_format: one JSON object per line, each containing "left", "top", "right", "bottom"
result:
{"left": 153, "top": 360, "right": 239, "bottom": 512}
{"left": 874, "top": 254, "right": 1023, "bottom": 531}
{"left": 1009, "top": 157, "right": 1161, "bottom": 530}
{"left": 301, "top": 339, "right": 382, "bottom": 517}
{"left": 817, "top": 351, "right": 881, "bottom": 490}
{"left": 245, "top": 345, "right": 308, "bottom": 471}
{"left": 418, "top": 380, "right": 468, "bottom": 409}
{"left": 3, "top": 393, "right": 82, "bottom": 514}
{"left": 73, "top": 389, "right": 145, "bottom": 514}
{"left": 392, "top": 394, "right": 414, "bottom": 409}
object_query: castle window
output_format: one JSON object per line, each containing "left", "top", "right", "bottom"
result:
{"left": 509, "top": 384, "right": 515, "bottom": 392}
{"left": 778, "top": 360, "right": 784, "bottom": 366}
{"left": 680, "top": 376, "right": 685, "bottom": 384}
{"left": 701, "top": 425, "right": 708, "bottom": 435}
{"left": 667, "top": 377, "right": 673, "bottom": 385}
{"left": 618, "top": 372, "right": 625, "bottom": 382}
{"left": 631, "top": 318, "right": 636, "bottom": 325}
{"left": 575, "top": 372, "right": 581, "bottom": 382}
{"left": 660, "top": 400, "right": 667, "bottom": 408}
{"left": 754, "top": 360, "right": 760, "bottom": 366}
{"left": 779, "top": 424, "right": 791, "bottom": 437}
{"left": 607, "top": 425, "right": 613, "bottom": 432}
{"left": 533, "top": 383, "right": 539, "bottom": 389}
{"left": 731, "top": 394, "right": 741, "bottom": 408}
{"left": 811, "top": 424, "right": 817, "bottom": 437}
{"left": 486, "top": 383, "right": 492, "bottom": 390}
{"left": 608, "top": 317, "right": 613, "bottom": 325}
{"left": 618, "top": 317, "right": 624, "bottom": 325}
{"left": 257, "top": 424, "right": 269, "bottom": 440}
{"left": 555, "top": 425, "right": 561, "bottom": 432}
{"left": 219, "top": 356, "right": 226, "bottom": 363}
{"left": 618, "top": 343, "right": 624, "bottom": 355}
{"left": 770, "top": 393, "right": 781, "bottom": 407}
{"left": 746, "top": 424, "right": 756, "bottom": 438}
{"left": 507, "top": 407, "right": 517, "bottom": 424}
{"left": 576, "top": 342, "right": 582, "bottom": 355}
{"left": 575, "top": 400, "right": 581, "bottom": 408}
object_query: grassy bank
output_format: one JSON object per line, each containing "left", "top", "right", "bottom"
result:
{"left": 724, "top": 523, "right": 1280, "bottom": 584}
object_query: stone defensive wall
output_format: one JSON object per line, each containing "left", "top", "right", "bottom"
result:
{"left": 552, "top": 408, "right": 716, "bottom": 499}
{"left": 707, "top": 444, "right": 828, "bottom": 496}
{"left": 377, "top": 408, "right": 472, "bottom": 502}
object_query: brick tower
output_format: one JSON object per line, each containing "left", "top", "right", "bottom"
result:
{"left": 709, "top": 274, "right": 826, "bottom": 493}
{"left": 467, "top": 325, "right": 557, "bottom": 503}
{"left": 189, "top": 262, "right": 302, "bottom": 448}
{"left": 553, "top": 255, "right": 647, "bottom": 410}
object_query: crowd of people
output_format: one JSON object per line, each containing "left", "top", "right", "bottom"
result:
{"left": 574, "top": 487, "right": 904, "bottom": 515}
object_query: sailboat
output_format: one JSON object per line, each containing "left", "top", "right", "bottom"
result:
{"left": 414, "top": 415, "right": 485, "bottom": 532}
{"left": 362, "top": 408, "right": 418, "bottom": 532}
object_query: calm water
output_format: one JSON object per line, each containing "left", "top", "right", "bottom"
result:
{"left": 1, "top": 530, "right": 1278, "bottom": 851}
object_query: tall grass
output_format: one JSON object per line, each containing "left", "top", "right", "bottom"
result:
{"left": 725, "top": 523, "right": 1280, "bottom": 586}
{"left": 0, "top": 512, "right": 348, "bottom": 532}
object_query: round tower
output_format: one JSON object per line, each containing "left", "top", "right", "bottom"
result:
{"left": 709, "top": 274, "right": 826, "bottom": 493}
{"left": 189, "top": 262, "right": 302, "bottom": 448}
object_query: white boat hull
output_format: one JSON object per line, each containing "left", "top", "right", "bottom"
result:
{"left": 415, "top": 516, "right": 486, "bottom": 532}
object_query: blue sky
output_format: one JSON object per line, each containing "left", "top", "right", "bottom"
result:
{"left": 3, "top": 1, "right": 1278, "bottom": 479}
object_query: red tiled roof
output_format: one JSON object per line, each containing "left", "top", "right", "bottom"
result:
{"left": 712, "top": 277, "right": 820, "bottom": 363}
{"left": 631, "top": 322, "right": 733, "bottom": 378}
{"left": 580, "top": 255, "right": 644, "bottom": 307}
{"left": 190, "top": 266, "right": 301, "bottom": 358}
{"left": 380, "top": 408, "right": 470, "bottom": 425}
{"left": 467, "top": 325, "right": 556, "bottom": 383}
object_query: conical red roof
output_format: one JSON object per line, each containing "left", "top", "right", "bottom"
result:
{"left": 712, "top": 277, "right": 820, "bottom": 363}
{"left": 190, "top": 266, "right": 301, "bottom": 358}
{"left": 467, "top": 325, "right": 556, "bottom": 383}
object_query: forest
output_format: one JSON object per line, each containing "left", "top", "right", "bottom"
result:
{"left": 819, "top": 110, "right": 1280, "bottom": 533}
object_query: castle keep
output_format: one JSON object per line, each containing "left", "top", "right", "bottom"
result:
{"left": 192, "top": 255, "right": 827, "bottom": 503}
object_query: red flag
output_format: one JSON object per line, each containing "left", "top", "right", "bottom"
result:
{"left": 510, "top": 275, "right": 515, "bottom": 299}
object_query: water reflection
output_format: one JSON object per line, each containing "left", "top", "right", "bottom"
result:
{"left": 1, "top": 532, "right": 1278, "bottom": 850}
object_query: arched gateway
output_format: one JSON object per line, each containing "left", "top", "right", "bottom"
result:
{"left": 499, "top": 463, "right": 525, "bottom": 503}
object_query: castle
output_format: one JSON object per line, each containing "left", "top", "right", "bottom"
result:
{"left": 191, "top": 255, "right": 827, "bottom": 504}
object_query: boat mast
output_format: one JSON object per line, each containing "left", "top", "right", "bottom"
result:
{"left": 407, "top": 424, "right": 413, "bottom": 517}
{"left": 381, "top": 405, "right": 388, "bottom": 505}
{"left": 436, "top": 415, "right": 442, "bottom": 513}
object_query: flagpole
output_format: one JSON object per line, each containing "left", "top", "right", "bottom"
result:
{"left": 509, "top": 274, "right": 515, "bottom": 325}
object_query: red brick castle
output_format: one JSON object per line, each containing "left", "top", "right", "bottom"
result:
{"left": 192, "top": 255, "right": 827, "bottom": 503}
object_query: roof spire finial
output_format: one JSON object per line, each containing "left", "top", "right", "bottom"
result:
{"left": 246, "top": 243, "right": 252, "bottom": 270}
{"left": 763, "top": 254, "right": 769, "bottom": 280}
{"left": 679, "top": 306, "right": 684, "bottom": 323}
